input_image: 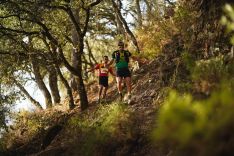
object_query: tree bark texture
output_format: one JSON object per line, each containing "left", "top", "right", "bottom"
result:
{"left": 111, "top": 0, "right": 140, "bottom": 53}
{"left": 56, "top": 64, "right": 75, "bottom": 110}
{"left": 48, "top": 43, "right": 75, "bottom": 110}
{"left": 13, "top": 79, "right": 43, "bottom": 110}
{"left": 47, "top": 64, "right": 61, "bottom": 104}
{"left": 31, "top": 55, "right": 52, "bottom": 108}
{"left": 135, "top": 0, "right": 143, "bottom": 28}
{"left": 68, "top": 7, "right": 90, "bottom": 110}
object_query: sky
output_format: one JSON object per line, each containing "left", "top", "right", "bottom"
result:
{"left": 14, "top": 81, "right": 46, "bottom": 112}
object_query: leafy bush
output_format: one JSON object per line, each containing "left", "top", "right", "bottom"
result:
{"left": 181, "top": 51, "right": 195, "bottom": 72}
{"left": 153, "top": 87, "right": 234, "bottom": 156}
{"left": 189, "top": 53, "right": 234, "bottom": 95}
{"left": 1, "top": 108, "right": 67, "bottom": 151}
{"left": 136, "top": 11, "right": 178, "bottom": 59}
{"left": 192, "top": 56, "right": 228, "bottom": 83}
{"left": 180, "top": 52, "right": 231, "bottom": 94}
{"left": 153, "top": 4, "right": 234, "bottom": 156}
{"left": 136, "top": 23, "right": 171, "bottom": 58}
{"left": 221, "top": 4, "right": 234, "bottom": 45}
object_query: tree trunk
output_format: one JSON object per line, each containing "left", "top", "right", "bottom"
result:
{"left": 47, "top": 42, "right": 75, "bottom": 110}
{"left": 57, "top": 1, "right": 102, "bottom": 111}
{"left": 82, "top": 55, "right": 89, "bottom": 80}
{"left": 115, "top": 0, "right": 125, "bottom": 35}
{"left": 56, "top": 64, "right": 75, "bottom": 110}
{"left": 85, "top": 40, "right": 97, "bottom": 65}
{"left": 47, "top": 64, "right": 60, "bottom": 104}
{"left": 13, "top": 79, "right": 43, "bottom": 110}
{"left": 111, "top": 0, "right": 140, "bottom": 53}
{"left": 31, "top": 55, "right": 52, "bottom": 108}
{"left": 58, "top": 46, "right": 88, "bottom": 110}
{"left": 143, "top": 0, "right": 152, "bottom": 20}
{"left": 70, "top": 27, "right": 79, "bottom": 92}
{"left": 135, "top": 0, "right": 143, "bottom": 28}
{"left": 76, "top": 39, "right": 89, "bottom": 111}
{"left": 69, "top": 8, "right": 89, "bottom": 110}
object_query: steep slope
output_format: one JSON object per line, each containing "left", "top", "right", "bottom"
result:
{"left": 33, "top": 54, "right": 180, "bottom": 156}
{"left": 4, "top": 51, "right": 181, "bottom": 156}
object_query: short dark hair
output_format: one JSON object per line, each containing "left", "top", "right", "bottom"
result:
{"left": 103, "top": 55, "right": 108, "bottom": 59}
{"left": 118, "top": 41, "right": 124, "bottom": 46}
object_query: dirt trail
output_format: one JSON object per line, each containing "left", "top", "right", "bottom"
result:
{"left": 7, "top": 55, "right": 177, "bottom": 156}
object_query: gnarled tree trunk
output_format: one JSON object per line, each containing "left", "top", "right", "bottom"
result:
{"left": 135, "top": 0, "right": 143, "bottom": 28}
{"left": 31, "top": 55, "right": 52, "bottom": 108}
{"left": 111, "top": 0, "right": 140, "bottom": 53}
{"left": 47, "top": 64, "right": 60, "bottom": 104}
{"left": 13, "top": 79, "right": 43, "bottom": 110}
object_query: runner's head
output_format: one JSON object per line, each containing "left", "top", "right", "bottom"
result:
{"left": 103, "top": 55, "right": 109, "bottom": 63}
{"left": 118, "top": 41, "right": 124, "bottom": 50}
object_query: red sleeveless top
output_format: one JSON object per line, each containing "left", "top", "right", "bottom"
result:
{"left": 94, "top": 63, "right": 113, "bottom": 76}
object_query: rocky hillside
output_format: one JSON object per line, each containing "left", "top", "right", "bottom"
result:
{"left": 3, "top": 51, "right": 181, "bottom": 156}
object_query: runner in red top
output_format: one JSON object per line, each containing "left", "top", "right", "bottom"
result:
{"left": 87, "top": 56, "right": 115, "bottom": 103}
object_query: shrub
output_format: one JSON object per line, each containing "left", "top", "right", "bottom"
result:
{"left": 153, "top": 87, "right": 234, "bottom": 156}
{"left": 192, "top": 56, "right": 227, "bottom": 83}
{"left": 221, "top": 4, "right": 234, "bottom": 45}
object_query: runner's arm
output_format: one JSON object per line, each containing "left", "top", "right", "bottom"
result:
{"left": 86, "top": 68, "right": 94, "bottom": 73}
{"left": 108, "top": 59, "right": 114, "bottom": 66}
{"left": 108, "top": 51, "right": 115, "bottom": 66}
{"left": 131, "top": 56, "right": 139, "bottom": 61}
{"left": 109, "top": 67, "right": 116, "bottom": 76}
{"left": 87, "top": 64, "right": 99, "bottom": 73}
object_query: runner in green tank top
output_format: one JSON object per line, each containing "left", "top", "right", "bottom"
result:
{"left": 109, "top": 41, "right": 132, "bottom": 103}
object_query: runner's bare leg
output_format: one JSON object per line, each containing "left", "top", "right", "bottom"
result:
{"left": 98, "top": 85, "right": 103, "bottom": 103}
{"left": 125, "top": 77, "right": 131, "bottom": 95}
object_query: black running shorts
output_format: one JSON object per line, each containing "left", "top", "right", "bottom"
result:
{"left": 116, "top": 67, "right": 131, "bottom": 78}
{"left": 99, "top": 76, "right": 108, "bottom": 87}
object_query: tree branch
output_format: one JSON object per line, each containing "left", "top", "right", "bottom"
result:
{"left": 0, "top": 24, "right": 39, "bottom": 35}
{"left": 13, "top": 78, "right": 43, "bottom": 110}
{"left": 165, "top": 0, "right": 175, "bottom": 6}
{"left": 88, "top": 0, "right": 103, "bottom": 8}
